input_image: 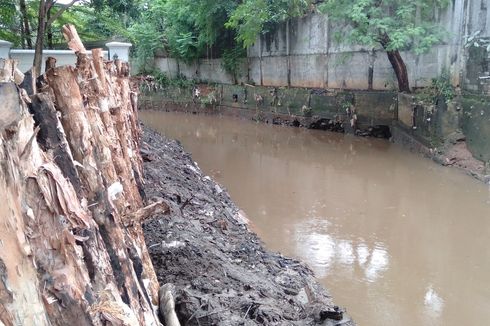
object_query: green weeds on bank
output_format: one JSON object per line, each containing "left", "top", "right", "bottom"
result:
{"left": 416, "top": 70, "right": 455, "bottom": 104}
{"left": 137, "top": 70, "right": 197, "bottom": 93}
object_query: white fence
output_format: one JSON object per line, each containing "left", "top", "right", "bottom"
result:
{"left": 0, "top": 40, "right": 131, "bottom": 73}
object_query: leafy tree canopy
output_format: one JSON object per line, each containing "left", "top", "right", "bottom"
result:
{"left": 0, "top": 0, "right": 133, "bottom": 48}
{"left": 318, "top": 0, "right": 450, "bottom": 92}
{"left": 127, "top": 0, "right": 313, "bottom": 67}
{"left": 129, "top": 0, "right": 239, "bottom": 63}
{"left": 0, "top": 0, "right": 18, "bottom": 43}
{"left": 318, "top": 0, "right": 449, "bottom": 54}
{"left": 226, "top": 0, "right": 313, "bottom": 48}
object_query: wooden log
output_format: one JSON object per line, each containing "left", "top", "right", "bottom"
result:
{"left": 0, "top": 81, "right": 51, "bottom": 326}
{"left": 62, "top": 24, "right": 86, "bottom": 53}
{"left": 28, "top": 93, "right": 82, "bottom": 194}
{"left": 0, "top": 58, "right": 24, "bottom": 85}
{"left": 0, "top": 26, "right": 163, "bottom": 326}
{"left": 45, "top": 65, "right": 102, "bottom": 199}
{"left": 0, "top": 58, "right": 15, "bottom": 82}
{"left": 45, "top": 64, "right": 158, "bottom": 325}
{"left": 45, "top": 57, "right": 57, "bottom": 72}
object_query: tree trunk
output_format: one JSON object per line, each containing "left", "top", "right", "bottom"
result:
{"left": 33, "top": 0, "right": 47, "bottom": 83}
{"left": 47, "top": 10, "right": 53, "bottom": 49}
{"left": 0, "top": 25, "right": 168, "bottom": 326}
{"left": 379, "top": 33, "right": 411, "bottom": 93}
{"left": 20, "top": 0, "right": 33, "bottom": 48}
{"left": 385, "top": 50, "right": 410, "bottom": 92}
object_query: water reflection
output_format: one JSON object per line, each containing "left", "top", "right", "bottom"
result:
{"left": 424, "top": 286, "right": 444, "bottom": 318}
{"left": 294, "top": 221, "right": 389, "bottom": 283}
{"left": 364, "top": 245, "right": 389, "bottom": 283}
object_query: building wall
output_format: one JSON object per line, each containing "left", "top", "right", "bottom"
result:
{"left": 0, "top": 43, "right": 129, "bottom": 73}
{"left": 9, "top": 50, "right": 108, "bottom": 73}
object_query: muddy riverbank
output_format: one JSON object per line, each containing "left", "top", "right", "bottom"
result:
{"left": 138, "top": 85, "right": 489, "bottom": 184}
{"left": 143, "top": 102, "right": 489, "bottom": 183}
{"left": 141, "top": 126, "right": 354, "bottom": 325}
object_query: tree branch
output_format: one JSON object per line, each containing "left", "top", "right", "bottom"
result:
{"left": 46, "top": 0, "right": 79, "bottom": 27}
{"left": 45, "top": 0, "right": 55, "bottom": 13}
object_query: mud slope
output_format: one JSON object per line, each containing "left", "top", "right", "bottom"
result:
{"left": 142, "top": 126, "right": 354, "bottom": 326}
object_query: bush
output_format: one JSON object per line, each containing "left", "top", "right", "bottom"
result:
{"left": 417, "top": 70, "right": 455, "bottom": 104}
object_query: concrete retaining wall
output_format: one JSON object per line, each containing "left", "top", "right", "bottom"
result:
{"left": 154, "top": 57, "right": 248, "bottom": 84}
{"left": 460, "top": 95, "right": 490, "bottom": 161}
{"left": 397, "top": 93, "right": 462, "bottom": 147}
{"left": 139, "top": 84, "right": 397, "bottom": 129}
{"left": 140, "top": 85, "right": 489, "bottom": 165}
{"left": 397, "top": 92, "right": 490, "bottom": 164}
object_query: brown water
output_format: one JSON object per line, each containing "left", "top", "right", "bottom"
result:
{"left": 141, "top": 111, "right": 490, "bottom": 326}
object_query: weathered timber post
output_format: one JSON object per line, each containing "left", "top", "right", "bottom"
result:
{"left": 0, "top": 24, "right": 168, "bottom": 326}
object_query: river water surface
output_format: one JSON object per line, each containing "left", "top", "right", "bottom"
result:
{"left": 141, "top": 111, "right": 490, "bottom": 326}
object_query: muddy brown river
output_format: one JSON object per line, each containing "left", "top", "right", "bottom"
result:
{"left": 141, "top": 111, "right": 490, "bottom": 326}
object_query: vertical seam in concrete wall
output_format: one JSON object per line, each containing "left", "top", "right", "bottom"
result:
{"left": 368, "top": 50, "right": 375, "bottom": 90}
{"left": 247, "top": 47, "right": 250, "bottom": 82}
{"left": 460, "top": 0, "right": 470, "bottom": 86}
{"left": 325, "top": 15, "right": 329, "bottom": 88}
{"left": 259, "top": 36, "right": 263, "bottom": 86}
{"left": 286, "top": 19, "right": 291, "bottom": 87}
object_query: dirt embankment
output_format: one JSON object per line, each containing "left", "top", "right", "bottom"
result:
{"left": 141, "top": 126, "right": 354, "bottom": 326}
{"left": 434, "top": 136, "right": 488, "bottom": 183}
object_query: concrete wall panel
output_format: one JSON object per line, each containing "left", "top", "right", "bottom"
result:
{"left": 327, "top": 52, "right": 370, "bottom": 90}
{"left": 261, "top": 56, "right": 288, "bottom": 86}
{"left": 290, "top": 54, "right": 327, "bottom": 88}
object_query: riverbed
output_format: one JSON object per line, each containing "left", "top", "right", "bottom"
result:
{"left": 141, "top": 110, "right": 490, "bottom": 326}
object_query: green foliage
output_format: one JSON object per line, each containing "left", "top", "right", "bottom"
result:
{"left": 129, "top": 0, "right": 238, "bottom": 64}
{"left": 0, "top": 0, "right": 19, "bottom": 45}
{"left": 225, "top": 0, "right": 269, "bottom": 48}
{"left": 0, "top": 0, "right": 132, "bottom": 49}
{"left": 319, "top": 0, "right": 449, "bottom": 54}
{"left": 221, "top": 46, "right": 246, "bottom": 82}
{"left": 91, "top": 0, "right": 142, "bottom": 20}
{"left": 137, "top": 69, "right": 197, "bottom": 93}
{"left": 48, "top": 6, "right": 129, "bottom": 47}
{"left": 171, "top": 74, "right": 197, "bottom": 89}
{"left": 158, "top": 0, "right": 201, "bottom": 61}
{"left": 417, "top": 70, "right": 455, "bottom": 103}
{"left": 200, "top": 91, "right": 218, "bottom": 106}
{"left": 153, "top": 71, "right": 171, "bottom": 88}
{"left": 431, "top": 71, "right": 454, "bottom": 101}
{"left": 128, "top": 8, "right": 165, "bottom": 72}
{"left": 126, "top": 0, "right": 312, "bottom": 73}
{"left": 226, "top": 0, "right": 312, "bottom": 48}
